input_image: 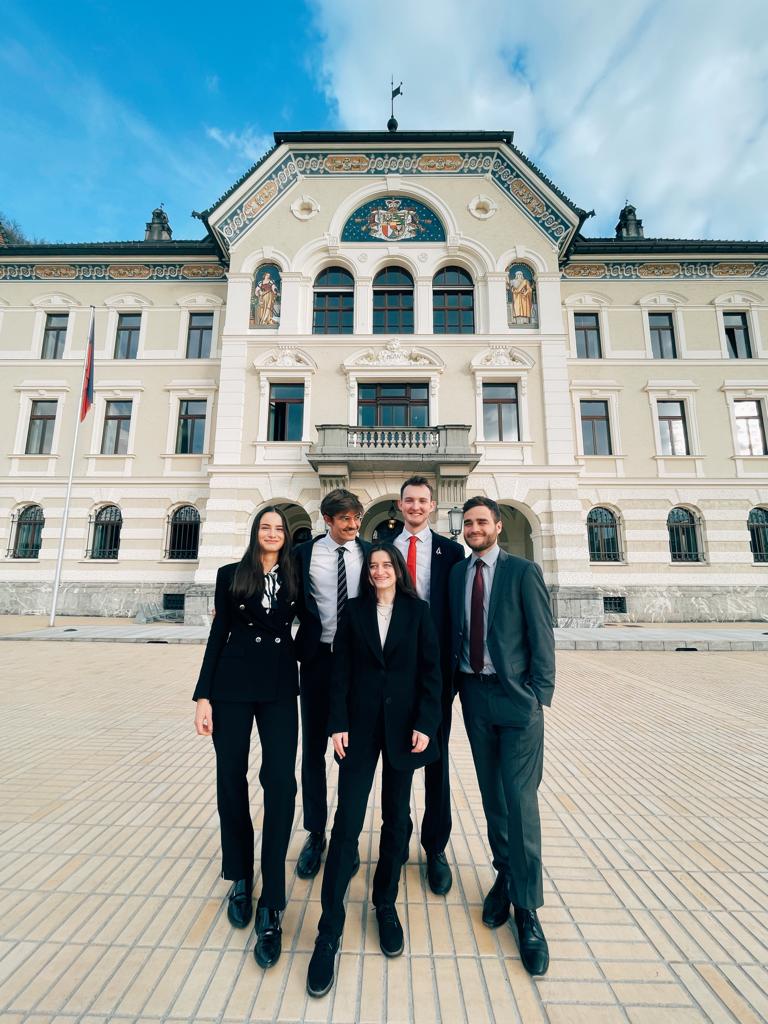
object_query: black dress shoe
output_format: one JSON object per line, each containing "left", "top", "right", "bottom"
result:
{"left": 307, "top": 936, "right": 339, "bottom": 997}
{"left": 297, "top": 832, "right": 326, "bottom": 879}
{"left": 226, "top": 878, "right": 253, "bottom": 928}
{"left": 375, "top": 904, "right": 404, "bottom": 957}
{"left": 426, "top": 852, "right": 452, "bottom": 896}
{"left": 482, "top": 871, "right": 510, "bottom": 928}
{"left": 514, "top": 907, "right": 550, "bottom": 976}
{"left": 254, "top": 907, "right": 282, "bottom": 968}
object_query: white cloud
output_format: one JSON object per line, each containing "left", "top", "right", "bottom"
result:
{"left": 309, "top": 0, "right": 768, "bottom": 240}
{"left": 205, "top": 125, "right": 273, "bottom": 163}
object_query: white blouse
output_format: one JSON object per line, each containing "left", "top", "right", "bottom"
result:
{"left": 376, "top": 601, "right": 394, "bottom": 647}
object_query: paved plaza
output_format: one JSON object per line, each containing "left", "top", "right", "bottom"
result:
{"left": 0, "top": 638, "right": 766, "bottom": 1023}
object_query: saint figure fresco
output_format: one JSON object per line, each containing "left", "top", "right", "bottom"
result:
{"left": 250, "top": 264, "right": 281, "bottom": 328}
{"left": 506, "top": 263, "right": 538, "bottom": 327}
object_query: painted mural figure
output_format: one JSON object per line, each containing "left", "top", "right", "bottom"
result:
{"left": 506, "top": 264, "right": 538, "bottom": 327}
{"left": 251, "top": 265, "right": 281, "bottom": 328}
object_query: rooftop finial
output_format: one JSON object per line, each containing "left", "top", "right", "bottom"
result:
{"left": 388, "top": 76, "right": 402, "bottom": 132}
{"left": 615, "top": 201, "right": 643, "bottom": 240}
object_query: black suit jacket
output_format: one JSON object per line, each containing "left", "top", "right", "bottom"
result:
{"left": 424, "top": 530, "right": 465, "bottom": 681}
{"left": 328, "top": 593, "right": 443, "bottom": 771}
{"left": 449, "top": 549, "right": 555, "bottom": 716}
{"left": 293, "top": 534, "right": 371, "bottom": 664}
{"left": 193, "top": 562, "right": 298, "bottom": 703}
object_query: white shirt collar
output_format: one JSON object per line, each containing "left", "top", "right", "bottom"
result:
{"left": 322, "top": 532, "right": 358, "bottom": 552}
{"left": 402, "top": 525, "right": 431, "bottom": 543}
{"left": 470, "top": 543, "right": 501, "bottom": 567}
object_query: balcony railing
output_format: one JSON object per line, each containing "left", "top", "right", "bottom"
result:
{"left": 307, "top": 424, "right": 478, "bottom": 474}
{"left": 348, "top": 427, "right": 439, "bottom": 450}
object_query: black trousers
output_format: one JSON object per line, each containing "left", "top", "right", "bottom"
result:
{"left": 318, "top": 714, "right": 413, "bottom": 943}
{"left": 299, "top": 645, "right": 333, "bottom": 833}
{"left": 211, "top": 697, "right": 298, "bottom": 910}
{"left": 459, "top": 675, "right": 544, "bottom": 910}
{"left": 418, "top": 690, "right": 453, "bottom": 854}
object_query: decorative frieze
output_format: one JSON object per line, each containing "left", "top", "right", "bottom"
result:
{"left": 563, "top": 260, "right": 768, "bottom": 281}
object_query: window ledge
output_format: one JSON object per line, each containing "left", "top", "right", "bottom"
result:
{"left": 12, "top": 453, "right": 58, "bottom": 459}
{"left": 77, "top": 559, "right": 121, "bottom": 564}
{"left": 159, "top": 559, "right": 199, "bottom": 564}
{"left": 589, "top": 560, "right": 628, "bottom": 566}
{"left": 668, "top": 560, "right": 708, "bottom": 566}
{"left": 89, "top": 453, "right": 136, "bottom": 460}
{"left": 162, "top": 452, "right": 211, "bottom": 458}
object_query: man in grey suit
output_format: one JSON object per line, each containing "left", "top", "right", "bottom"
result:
{"left": 449, "top": 496, "right": 555, "bottom": 976}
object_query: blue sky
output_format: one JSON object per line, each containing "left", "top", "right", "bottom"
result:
{"left": 2, "top": 0, "right": 767, "bottom": 244}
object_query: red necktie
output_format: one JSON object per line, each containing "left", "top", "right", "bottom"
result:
{"left": 469, "top": 559, "right": 485, "bottom": 674}
{"left": 407, "top": 534, "right": 418, "bottom": 588}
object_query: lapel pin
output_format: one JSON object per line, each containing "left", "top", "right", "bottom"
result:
{"left": 436, "top": 547, "right": 441, "bottom": 555}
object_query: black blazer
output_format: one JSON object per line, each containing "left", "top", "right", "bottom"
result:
{"left": 328, "top": 593, "right": 443, "bottom": 771}
{"left": 293, "top": 534, "right": 371, "bottom": 664}
{"left": 449, "top": 549, "right": 555, "bottom": 715}
{"left": 424, "top": 530, "right": 465, "bottom": 680}
{"left": 193, "top": 562, "right": 298, "bottom": 703}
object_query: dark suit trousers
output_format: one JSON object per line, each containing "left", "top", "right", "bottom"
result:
{"left": 459, "top": 676, "right": 544, "bottom": 910}
{"left": 419, "top": 688, "right": 453, "bottom": 854}
{"left": 211, "top": 697, "right": 298, "bottom": 910}
{"left": 318, "top": 713, "right": 413, "bottom": 943}
{"left": 299, "top": 645, "right": 334, "bottom": 833}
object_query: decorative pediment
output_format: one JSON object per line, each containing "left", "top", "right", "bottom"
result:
{"left": 470, "top": 346, "right": 534, "bottom": 370}
{"left": 176, "top": 293, "right": 224, "bottom": 308}
{"left": 103, "top": 293, "right": 153, "bottom": 308}
{"left": 712, "top": 291, "right": 761, "bottom": 306}
{"left": 345, "top": 339, "right": 444, "bottom": 370}
{"left": 253, "top": 346, "right": 317, "bottom": 370}
{"left": 30, "top": 292, "right": 77, "bottom": 308}
{"left": 637, "top": 292, "right": 687, "bottom": 306}
{"left": 563, "top": 292, "right": 611, "bottom": 307}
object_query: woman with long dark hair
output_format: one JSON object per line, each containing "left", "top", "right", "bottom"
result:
{"left": 193, "top": 506, "right": 298, "bottom": 969}
{"left": 306, "top": 542, "right": 443, "bottom": 997}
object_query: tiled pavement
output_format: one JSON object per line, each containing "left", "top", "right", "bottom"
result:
{"left": 0, "top": 641, "right": 766, "bottom": 1024}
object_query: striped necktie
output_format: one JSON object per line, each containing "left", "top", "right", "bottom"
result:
{"left": 336, "top": 546, "right": 348, "bottom": 616}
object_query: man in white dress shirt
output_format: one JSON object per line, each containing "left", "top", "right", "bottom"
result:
{"left": 294, "top": 489, "right": 370, "bottom": 879}
{"left": 393, "top": 476, "right": 464, "bottom": 894}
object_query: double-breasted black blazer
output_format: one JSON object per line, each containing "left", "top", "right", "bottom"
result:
{"left": 293, "top": 535, "right": 371, "bottom": 665}
{"left": 449, "top": 549, "right": 556, "bottom": 717}
{"left": 328, "top": 592, "right": 443, "bottom": 771}
{"left": 193, "top": 562, "right": 299, "bottom": 703}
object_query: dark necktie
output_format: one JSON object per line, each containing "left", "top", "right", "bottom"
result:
{"left": 469, "top": 559, "right": 485, "bottom": 674}
{"left": 336, "top": 546, "right": 348, "bottom": 617}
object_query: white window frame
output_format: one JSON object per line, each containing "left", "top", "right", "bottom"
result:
{"left": 176, "top": 294, "right": 224, "bottom": 359}
{"left": 720, "top": 380, "right": 768, "bottom": 477}
{"left": 564, "top": 295, "right": 612, "bottom": 359}
{"left": 163, "top": 381, "right": 217, "bottom": 456}
{"left": 639, "top": 294, "right": 688, "bottom": 360}
{"left": 570, "top": 380, "right": 624, "bottom": 474}
{"left": 258, "top": 373, "right": 312, "bottom": 444}
{"left": 104, "top": 294, "right": 151, "bottom": 360}
{"left": 713, "top": 294, "right": 764, "bottom": 360}
{"left": 644, "top": 379, "right": 704, "bottom": 476}
{"left": 87, "top": 383, "right": 144, "bottom": 470}
{"left": 30, "top": 294, "right": 78, "bottom": 359}
{"left": 12, "top": 381, "right": 69, "bottom": 463}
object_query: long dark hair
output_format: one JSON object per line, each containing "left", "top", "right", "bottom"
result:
{"left": 232, "top": 506, "right": 296, "bottom": 602}
{"left": 358, "top": 542, "right": 417, "bottom": 603}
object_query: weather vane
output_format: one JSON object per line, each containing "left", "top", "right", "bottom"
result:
{"left": 388, "top": 77, "right": 403, "bottom": 132}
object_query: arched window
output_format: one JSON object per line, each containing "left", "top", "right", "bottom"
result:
{"left": 313, "top": 267, "right": 354, "bottom": 334}
{"left": 667, "top": 507, "right": 701, "bottom": 562}
{"left": 167, "top": 506, "right": 201, "bottom": 560}
{"left": 373, "top": 267, "right": 414, "bottom": 334}
{"left": 11, "top": 505, "right": 45, "bottom": 559}
{"left": 433, "top": 266, "right": 474, "bottom": 334}
{"left": 587, "top": 507, "right": 621, "bottom": 562}
{"left": 748, "top": 507, "right": 768, "bottom": 563}
{"left": 89, "top": 505, "right": 122, "bottom": 560}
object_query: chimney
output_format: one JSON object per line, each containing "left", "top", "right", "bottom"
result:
{"left": 615, "top": 202, "right": 644, "bottom": 239}
{"left": 144, "top": 206, "right": 172, "bottom": 241}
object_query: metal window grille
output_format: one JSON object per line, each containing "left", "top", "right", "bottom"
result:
{"left": 574, "top": 313, "right": 602, "bottom": 358}
{"left": 186, "top": 313, "right": 213, "bottom": 358}
{"left": 313, "top": 267, "right": 354, "bottom": 334}
{"left": 603, "top": 595, "right": 627, "bottom": 613}
{"left": 88, "top": 505, "right": 122, "bottom": 559}
{"left": 166, "top": 506, "right": 200, "bottom": 559}
{"left": 163, "top": 593, "right": 185, "bottom": 612}
{"left": 41, "top": 313, "right": 68, "bottom": 359}
{"left": 587, "top": 507, "right": 622, "bottom": 561}
{"left": 372, "top": 267, "right": 414, "bottom": 334}
{"left": 667, "top": 507, "right": 702, "bottom": 562}
{"left": 8, "top": 505, "right": 45, "bottom": 558}
{"left": 433, "top": 267, "right": 474, "bottom": 334}
{"left": 748, "top": 507, "right": 768, "bottom": 563}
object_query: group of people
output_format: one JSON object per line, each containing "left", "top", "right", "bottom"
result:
{"left": 193, "top": 477, "right": 555, "bottom": 996}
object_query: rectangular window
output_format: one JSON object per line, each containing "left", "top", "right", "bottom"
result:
{"left": 574, "top": 313, "right": 602, "bottom": 358}
{"left": 724, "top": 312, "right": 752, "bottom": 359}
{"left": 482, "top": 383, "right": 519, "bottom": 441}
{"left": 176, "top": 399, "right": 207, "bottom": 454}
{"left": 580, "top": 400, "right": 612, "bottom": 455}
{"left": 357, "top": 383, "right": 428, "bottom": 427}
{"left": 25, "top": 400, "right": 58, "bottom": 454}
{"left": 603, "top": 595, "right": 627, "bottom": 613}
{"left": 268, "top": 383, "right": 304, "bottom": 441}
{"left": 186, "top": 312, "right": 213, "bottom": 358}
{"left": 649, "top": 312, "right": 677, "bottom": 359}
{"left": 41, "top": 313, "right": 68, "bottom": 359}
{"left": 101, "top": 400, "right": 133, "bottom": 455}
{"left": 658, "top": 400, "right": 689, "bottom": 455}
{"left": 114, "top": 312, "right": 141, "bottom": 359}
{"left": 734, "top": 400, "right": 767, "bottom": 456}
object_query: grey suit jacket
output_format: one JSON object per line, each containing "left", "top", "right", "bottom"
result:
{"left": 449, "top": 549, "right": 555, "bottom": 714}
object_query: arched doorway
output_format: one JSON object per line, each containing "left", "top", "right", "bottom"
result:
{"left": 499, "top": 503, "right": 534, "bottom": 560}
{"left": 271, "top": 501, "right": 313, "bottom": 544}
{"left": 361, "top": 498, "right": 404, "bottom": 543}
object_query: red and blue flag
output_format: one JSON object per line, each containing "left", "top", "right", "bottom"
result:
{"left": 80, "top": 313, "right": 94, "bottom": 421}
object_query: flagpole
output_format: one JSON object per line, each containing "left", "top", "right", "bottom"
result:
{"left": 49, "top": 306, "right": 94, "bottom": 627}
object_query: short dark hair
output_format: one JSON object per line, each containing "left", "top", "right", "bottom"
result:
{"left": 320, "top": 488, "right": 364, "bottom": 519}
{"left": 358, "top": 542, "right": 417, "bottom": 602}
{"left": 462, "top": 495, "right": 501, "bottom": 522}
{"left": 400, "top": 475, "right": 434, "bottom": 499}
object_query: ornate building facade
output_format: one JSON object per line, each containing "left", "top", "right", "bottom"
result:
{"left": 1, "top": 130, "right": 767, "bottom": 624}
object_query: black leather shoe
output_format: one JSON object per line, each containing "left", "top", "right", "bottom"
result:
{"left": 254, "top": 907, "right": 282, "bottom": 968}
{"left": 514, "top": 907, "right": 549, "bottom": 975}
{"left": 307, "top": 936, "right": 339, "bottom": 997}
{"left": 426, "top": 852, "right": 453, "bottom": 895}
{"left": 226, "top": 878, "right": 253, "bottom": 928}
{"left": 297, "top": 832, "right": 326, "bottom": 879}
{"left": 482, "top": 871, "right": 510, "bottom": 928}
{"left": 376, "top": 904, "right": 404, "bottom": 957}
{"left": 351, "top": 847, "right": 361, "bottom": 876}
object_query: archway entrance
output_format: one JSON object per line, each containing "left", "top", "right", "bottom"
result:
{"left": 499, "top": 503, "right": 534, "bottom": 560}
{"left": 272, "top": 501, "right": 313, "bottom": 544}
{"left": 361, "top": 498, "right": 404, "bottom": 543}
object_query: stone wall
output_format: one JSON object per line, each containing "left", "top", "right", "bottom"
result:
{"left": 0, "top": 581, "right": 197, "bottom": 618}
